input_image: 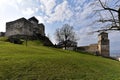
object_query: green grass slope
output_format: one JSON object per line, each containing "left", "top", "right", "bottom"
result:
{"left": 0, "top": 41, "right": 120, "bottom": 80}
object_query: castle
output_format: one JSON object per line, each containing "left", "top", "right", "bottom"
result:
{"left": 77, "top": 32, "right": 110, "bottom": 57}
{"left": 5, "top": 16, "right": 45, "bottom": 38}
{"left": 0, "top": 17, "right": 54, "bottom": 45}
{"left": 0, "top": 17, "right": 110, "bottom": 57}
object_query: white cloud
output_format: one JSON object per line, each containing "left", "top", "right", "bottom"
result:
{"left": 0, "top": 0, "right": 73, "bottom": 24}
{"left": 80, "top": 3, "right": 93, "bottom": 20}
{"left": 77, "top": 27, "right": 98, "bottom": 46}
{"left": 39, "top": 4, "right": 45, "bottom": 12}
{"left": 46, "top": 0, "right": 73, "bottom": 23}
{"left": 36, "top": 16, "right": 45, "bottom": 23}
{"left": 0, "top": 0, "right": 23, "bottom": 31}
{"left": 39, "top": 0, "right": 56, "bottom": 15}
{"left": 0, "top": 0, "right": 20, "bottom": 10}
{"left": 0, "top": 0, "right": 7, "bottom": 5}
{"left": 16, "top": 0, "right": 23, "bottom": 4}
{"left": 22, "top": 8, "right": 35, "bottom": 16}
{"left": 0, "top": 0, "right": 120, "bottom": 55}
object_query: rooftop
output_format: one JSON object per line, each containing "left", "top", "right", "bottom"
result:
{"left": 28, "top": 16, "right": 39, "bottom": 23}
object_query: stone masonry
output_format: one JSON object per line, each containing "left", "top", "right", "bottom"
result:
{"left": 77, "top": 32, "right": 110, "bottom": 57}
{"left": 98, "top": 32, "right": 109, "bottom": 57}
{"left": 5, "top": 17, "right": 45, "bottom": 38}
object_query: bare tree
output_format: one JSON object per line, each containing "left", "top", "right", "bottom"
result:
{"left": 96, "top": 0, "right": 120, "bottom": 31}
{"left": 55, "top": 24, "right": 77, "bottom": 49}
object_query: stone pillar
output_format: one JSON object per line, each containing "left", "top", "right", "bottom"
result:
{"left": 98, "top": 32, "right": 109, "bottom": 57}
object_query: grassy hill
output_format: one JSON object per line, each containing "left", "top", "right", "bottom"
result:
{"left": 0, "top": 40, "right": 120, "bottom": 80}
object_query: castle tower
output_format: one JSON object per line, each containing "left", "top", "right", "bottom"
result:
{"left": 98, "top": 32, "right": 109, "bottom": 57}
{"left": 28, "top": 16, "right": 39, "bottom": 25}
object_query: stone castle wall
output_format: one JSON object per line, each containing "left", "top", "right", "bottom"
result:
{"left": 77, "top": 32, "right": 109, "bottom": 57}
{"left": 5, "top": 17, "right": 45, "bottom": 38}
{"left": 77, "top": 44, "right": 98, "bottom": 54}
{"left": 88, "top": 44, "right": 98, "bottom": 53}
{"left": 37, "top": 24, "right": 45, "bottom": 36}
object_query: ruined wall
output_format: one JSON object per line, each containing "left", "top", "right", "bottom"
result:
{"left": 77, "top": 32, "right": 109, "bottom": 57}
{"left": 24, "top": 19, "right": 34, "bottom": 36}
{"left": 5, "top": 17, "right": 45, "bottom": 38}
{"left": 38, "top": 24, "right": 45, "bottom": 36}
{"left": 88, "top": 44, "right": 98, "bottom": 53}
{"left": 33, "top": 23, "right": 45, "bottom": 36}
{"left": 77, "top": 44, "right": 98, "bottom": 54}
{"left": 77, "top": 46, "right": 89, "bottom": 52}
{"left": 6, "top": 18, "right": 34, "bottom": 37}
{"left": 6, "top": 18, "right": 25, "bottom": 37}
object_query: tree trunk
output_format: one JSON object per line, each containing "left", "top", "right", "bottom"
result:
{"left": 25, "top": 36, "right": 28, "bottom": 47}
{"left": 64, "top": 41, "right": 67, "bottom": 50}
{"left": 118, "top": 8, "right": 120, "bottom": 28}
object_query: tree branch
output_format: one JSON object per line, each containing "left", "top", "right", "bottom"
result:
{"left": 98, "top": 19, "right": 119, "bottom": 23}
{"left": 98, "top": 0, "right": 118, "bottom": 12}
{"left": 109, "top": 10, "right": 117, "bottom": 26}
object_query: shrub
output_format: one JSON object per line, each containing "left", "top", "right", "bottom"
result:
{"left": 0, "top": 37, "right": 8, "bottom": 41}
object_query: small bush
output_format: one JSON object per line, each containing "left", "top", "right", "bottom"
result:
{"left": 0, "top": 37, "right": 8, "bottom": 41}
{"left": 8, "top": 37, "right": 24, "bottom": 44}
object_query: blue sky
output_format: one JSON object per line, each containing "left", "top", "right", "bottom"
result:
{"left": 0, "top": 0, "right": 120, "bottom": 55}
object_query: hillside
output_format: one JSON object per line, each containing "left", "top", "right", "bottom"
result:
{"left": 0, "top": 41, "right": 120, "bottom": 80}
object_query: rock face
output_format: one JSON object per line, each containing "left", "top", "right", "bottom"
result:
{"left": 5, "top": 17, "right": 45, "bottom": 38}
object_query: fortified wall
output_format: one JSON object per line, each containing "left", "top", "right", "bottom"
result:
{"left": 77, "top": 44, "right": 98, "bottom": 54}
{"left": 77, "top": 32, "right": 110, "bottom": 57}
{"left": 5, "top": 17, "right": 45, "bottom": 38}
